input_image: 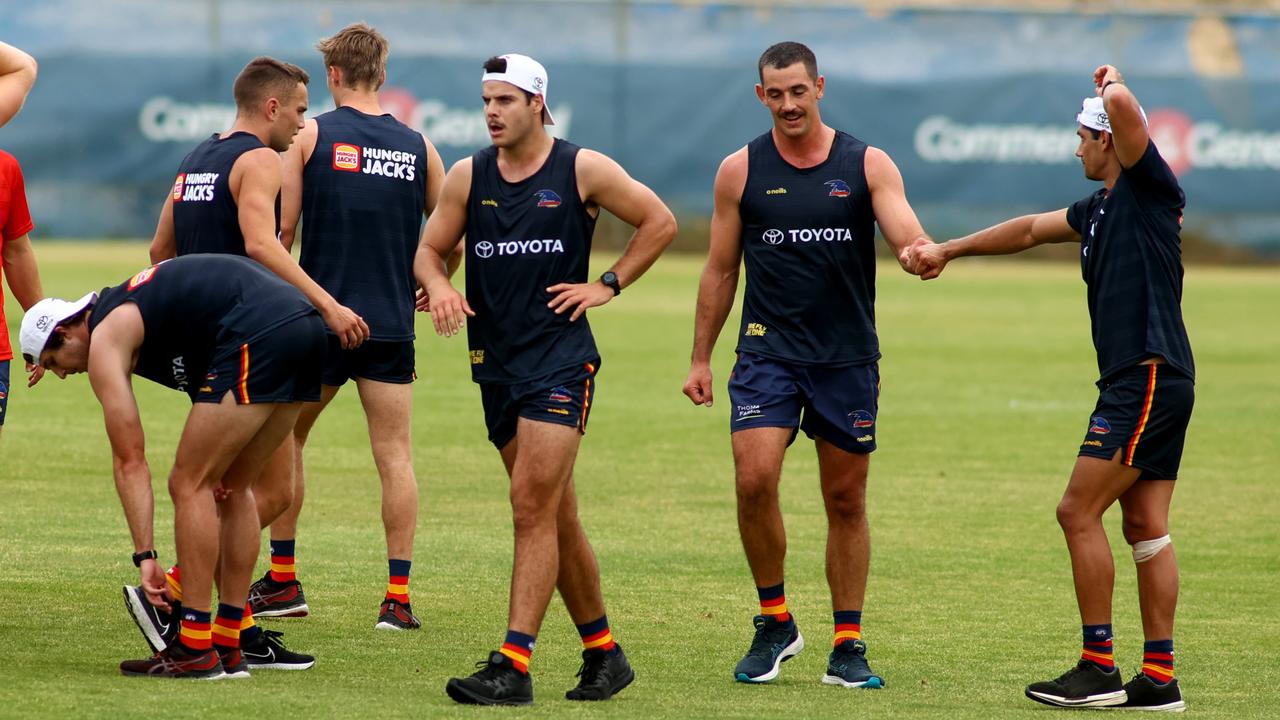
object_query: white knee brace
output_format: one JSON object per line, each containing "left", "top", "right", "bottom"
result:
{"left": 1132, "top": 534, "right": 1172, "bottom": 563}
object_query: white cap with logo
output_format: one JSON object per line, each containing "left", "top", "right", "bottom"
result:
{"left": 20, "top": 292, "right": 97, "bottom": 362}
{"left": 482, "top": 53, "right": 555, "bottom": 125}
{"left": 1077, "top": 96, "right": 1147, "bottom": 134}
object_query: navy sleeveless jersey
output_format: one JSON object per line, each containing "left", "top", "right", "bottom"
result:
{"left": 464, "top": 139, "right": 598, "bottom": 384}
{"left": 1067, "top": 140, "right": 1194, "bottom": 383}
{"left": 737, "top": 130, "right": 879, "bottom": 365}
{"left": 171, "top": 132, "right": 279, "bottom": 257}
{"left": 299, "top": 107, "right": 427, "bottom": 340}
{"left": 89, "top": 254, "right": 316, "bottom": 397}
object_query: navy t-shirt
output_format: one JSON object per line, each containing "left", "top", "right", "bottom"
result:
{"left": 736, "top": 130, "right": 879, "bottom": 365}
{"left": 299, "top": 107, "right": 427, "bottom": 341}
{"left": 1066, "top": 140, "right": 1194, "bottom": 384}
{"left": 171, "top": 132, "right": 279, "bottom": 257}
{"left": 89, "top": 254, "right": 316, "bottom": 398}
{"left": 463, "top": 139, "right": 599, "bottom": 384}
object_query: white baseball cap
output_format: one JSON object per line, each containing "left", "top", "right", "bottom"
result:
{"left": 20, "top": 292, "right": 97, "bottom": 363}
{"left": 1077, "top": 96, "right": 1147, "bottom": 133}
{"left": 482, "top": 53, "right": 555, "bottom": 125}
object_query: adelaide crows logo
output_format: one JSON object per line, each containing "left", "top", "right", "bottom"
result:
{"left": 825, "top": 179, "right": 851, "bottom": 197}
{"left": 533, "top": 189, "right": 562, "bottom": 208}
{"left": 1089, "top": 416, "right": 1111, "bottom": 435}
{"left": 849, "top": 409, "right": 875, "bottom": 429}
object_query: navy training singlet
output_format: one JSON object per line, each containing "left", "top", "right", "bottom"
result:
{"left": 299, "top": 107, "right": 427, "bottom": 341}
{"left": 171, "top": 132, "right": 280, "bottom": 257}
{"left": 1067, "top": 140, "right": 1194, "bottom": 384}
{"left": 89, "top": 254, "right": 316, "bottom": 398}
{"left": 464, "top": 139, "right": 598, "bottom": 384}
{"left": 737, "top": 130, "right": 879, "bottom": 366}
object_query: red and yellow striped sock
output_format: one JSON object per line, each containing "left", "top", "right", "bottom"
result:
{"left": 239, "top": 604, "right": 261, "bottom": 644}
{"left": 834, "top": 610, "right": 862, "bottom": 647}
{"left": 178, "top": 608, "right": 212, "bottom": 651}
{"left": 165, "top": 565, "right": 184, "bottom": 603}
{"left": 757, "top": 582, "right": 791, "bottom": 623}
{"left": 212, "top": 603, "right": 243, "bottom": 650}
{"left": 1141, "top": 640, "right": 1174, "bottom": 684}
{"left": 1082, "top": 624, "right": 1115, "bottom": 670}
{"left": 269, "top": 539, "right": 296, "bottom": 583}
{"left": 499, "top": 629, "right": 535, "bottom": 675}
{"left": 386, "top": 558, "right": 411, "bottom": 604}
{"left": 576, "top": 615, "right": 617, "bottom": 652}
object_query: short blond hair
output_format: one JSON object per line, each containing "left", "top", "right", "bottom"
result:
{"left": 317, "top": 22, "right": 388, "bottom": 90}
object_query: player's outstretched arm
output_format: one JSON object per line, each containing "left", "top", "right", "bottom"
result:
{"left": 415, "top": 158, "right": 474, "bottom": 337}
{"left": 866, "top": 146, "right": 933, "bottom": 274}
{"left": 0, "top": 42, "right": 37, "bottom": 128}
{"left": 546, "top": 149, "right": 678, "bottom": 322}
{"left": 909, "top": 209, "right": 1080, "bottom": 280}
{"left": 234, "top": 148, "right": 369, "bottom": 348}
{"left": 87, "top": 304, "right": 167, "bottom": 606}
{"left": 1094, "top": 65, "right": 1149, "bottom": 170}
{"left": 278, "top": 119, "right": 318, "bottom": 251}
{"left": 683, "top": 149, "right": 747, "bottom": 408}
{"left": 148, "top": 193, "right": 177, "bottom": 263}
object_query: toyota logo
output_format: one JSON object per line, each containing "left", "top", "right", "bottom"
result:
{"left": 474, "top": 241, "right": 495, "bottom": 258}
{"left": 762, "top": 229, "right": 784, "bottom": 245}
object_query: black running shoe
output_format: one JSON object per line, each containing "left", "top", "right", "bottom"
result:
{"left": 1025, "top": 661, "right": 1126, "bottom": 708}
{"left": 122, "top": 585, "right": 179, "bottom": 653}
{"left": 247, "top": 572, "right": 309, "bottom": 618}
{"left": 446, "top": 651, "right": 534, "bottom": 706}
{"left": 565, "top": 645, "right": 635, "bottom": 701}
{"left": 119, "top": 643, "right": 225, "bottom": 679}
{"left": 375, "top": 599, "right": 421, "bottom": 631}
{"left": 216, "top": 647, "right": 251, "bottom": 679}
{"left": 1109, "top": 673, "right": 1185, "bottom": 712}
{"left": 735, "top": 615, "right": 804, "bottom": 683}
{"left": 241, "top": 629, "right": 316, "bottom": 670}
{"left": 822, "top": 639, "right": 884, "bottom": 689}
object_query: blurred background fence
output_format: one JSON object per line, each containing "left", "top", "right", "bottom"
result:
{"left": 3, "top": 0, "right": 1279, "bottom": 254}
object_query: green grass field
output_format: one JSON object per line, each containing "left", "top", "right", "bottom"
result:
{"left": 2, "top": 243, "right": 1277, "bottom": 718}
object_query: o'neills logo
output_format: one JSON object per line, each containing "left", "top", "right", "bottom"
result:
{"left": 333, "top": 143, "right": 361, "bottom": 172}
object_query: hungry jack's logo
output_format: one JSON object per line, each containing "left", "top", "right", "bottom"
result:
{"left": 333, "top": 143, "right": 361, "bottom": 172}
{"left": 172, "top": 174, "right": 185, "bottom": 201}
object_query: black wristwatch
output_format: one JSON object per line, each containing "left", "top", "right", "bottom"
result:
{"left": 600, "top": 271, "right": 621, "bottom": 296}
{"left": 132, "top": 549, "right": 158, "bottom": 567}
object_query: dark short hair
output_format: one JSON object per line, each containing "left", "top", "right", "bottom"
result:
{"left": 233, "top": 56, "right": 310, "bottom": 112}
{"left": 482, "top": 56, "right": 534, "bottom": 103}
{"left": 758, "top": 42, "right": 818, "bottom": 82}
{"left": 1085, "top": 126, "right": 1103, "bottom": 140}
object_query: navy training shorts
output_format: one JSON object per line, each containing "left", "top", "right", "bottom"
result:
{"left": 192, "top": 314, "right": 326, "bottom": 405}
{"left": 479, "top": 359, "right": 600, "bottom": 450}
{"left": 727, "top": 352, "right": 880, "bottom": 455}
{"left": 1078, "top": 363, "right": 1194, "bottom": 480}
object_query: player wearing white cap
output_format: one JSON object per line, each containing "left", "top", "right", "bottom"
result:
{"left": 908, "top": 65, "right": 1192, "bottom": 712}
{"left": 23, "top": 254, "right": 327, "bottom": 678}
{"left": 417, "top": 53, "right": 676, "bottom": 705}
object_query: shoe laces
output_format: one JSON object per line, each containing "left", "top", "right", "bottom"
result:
{"left": 261, "top": 629, "right": 288, "bottom": 649}
{"left": 574, "top": 651, "right": 608, "bottom": 684}
{"left": 746, "top": 623, "right": 792, "bottom": 659}
{"left": 1055, "top": 661, "right": 1095, "bottom": 684}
